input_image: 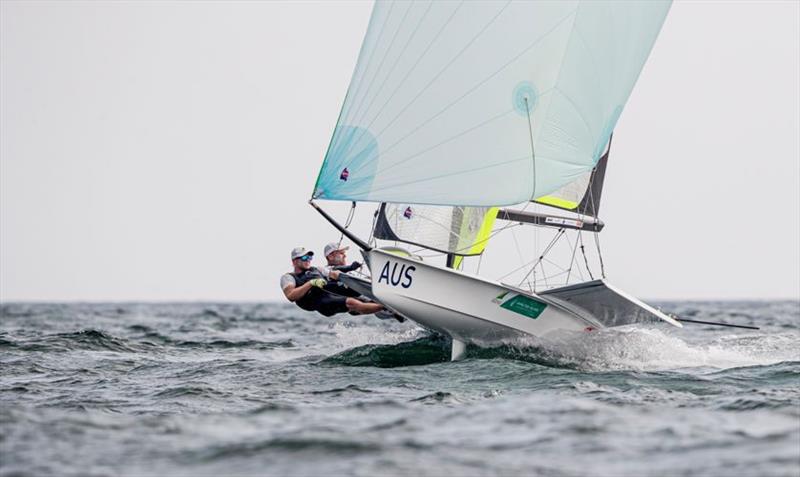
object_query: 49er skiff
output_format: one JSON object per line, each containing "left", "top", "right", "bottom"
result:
{"left": 308, "top": 0, "right": 682, "bottom": 360}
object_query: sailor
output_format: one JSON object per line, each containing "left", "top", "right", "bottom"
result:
{"left": 319, "top": 242, "right": 362, "bottom": 281}
{"left": 280, "top": 247, "right": 384, "bottom": 317}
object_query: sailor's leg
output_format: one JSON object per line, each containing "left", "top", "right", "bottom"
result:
{"left": 345, "top": 298, "right": 384, "bottom": 315}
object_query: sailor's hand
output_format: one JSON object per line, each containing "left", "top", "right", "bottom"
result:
{"left": 351, "top": 261, "right": 362, "bottom": 270}
{"left": 309, "top": 278, "right": 327, "bottom": 288}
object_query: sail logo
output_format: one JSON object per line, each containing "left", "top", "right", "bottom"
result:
{"left": 403, "top": 206, "right": 413, "bottom": 219}
{"left": 378, "top": 261, "right": 415, "bottom": 288}
{"left": 340, "top": 168, "right": 349, "bottom": 181}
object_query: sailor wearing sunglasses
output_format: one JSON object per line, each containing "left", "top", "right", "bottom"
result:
{"left": 280, "top": 247, "right": 384, "bottom": 317}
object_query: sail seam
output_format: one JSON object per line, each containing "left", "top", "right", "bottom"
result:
{"left": 347, "top": 0, "right": 436, "bottom": 133}
{"left": 340, "top": 1, "right": 415, "bottom": 135}
{"left": 369, "top": 107, "right": 515, "bottom": 176}
{"left": 313, "top": 3, "right": 387, "bottom": 196}
{"left": 351, "top": 0, "right": 511, "bottom": 158}
{"left": 361, "top": 1, "right": 512, "bottom": 140}
{"left": 346, "top": 6, "right": 579, "bottom": 178}
{"left": 337, "top": 1, "right": 466, "bottom": 171}
{"left": 363, "top": 155, "right": 531, "bottom": 199}
{"left": 331, "top": 1, "right": 396, "bottom": 146}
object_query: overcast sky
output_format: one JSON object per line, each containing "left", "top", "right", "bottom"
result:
{"left": 1, "top": 1, "right": 798, "bottom": 302}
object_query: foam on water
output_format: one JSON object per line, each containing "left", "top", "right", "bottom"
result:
{"left": 329, "top": 321, "right": 426, "bottom": 349}
{"left": 486, "top": 326, "right": 800, "bottom": 372}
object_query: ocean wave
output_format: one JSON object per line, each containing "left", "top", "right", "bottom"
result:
{"left": 196, "top": 437, "right": 381, "bottom": 461}
{"left": 321, "top": 336, "right": 449, "bottom": 368}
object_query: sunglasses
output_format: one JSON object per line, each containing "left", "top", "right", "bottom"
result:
{"left": 297, "top": 255, "right": 312, "bottom": 262}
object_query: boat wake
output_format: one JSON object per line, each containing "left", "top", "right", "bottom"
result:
{"left": 492, "top": 326, "right": 800, "bottom": 372}
{"left": 326, "top": 323, "right": 799, "bottom": 372}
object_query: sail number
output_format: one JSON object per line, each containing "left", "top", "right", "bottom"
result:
{"left": 378, "top": 261, "right": 415, "bottom": 288}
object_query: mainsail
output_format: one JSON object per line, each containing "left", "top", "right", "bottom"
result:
{"left": 373, "top": 203, "right": 498, "bottom": 256}
{"left": 313, "top": 0, "right": 671, "bottom": 207}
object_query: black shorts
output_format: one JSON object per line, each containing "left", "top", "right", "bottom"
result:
{"left": 314, "top": 294, "right": 350, "bottom": 317}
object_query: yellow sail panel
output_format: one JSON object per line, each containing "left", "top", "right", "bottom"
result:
{"left": 453, "top": 207, "right": 499, "bottom": 269}
{"left": 534, "top": 195, "right": 580, "bottom": 210}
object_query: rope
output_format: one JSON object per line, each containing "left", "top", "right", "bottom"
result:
{"left": 517, "top": 228, "right": 564, "bottom": 290}
{"left": 367, "top": 206, "right": 379, "bottom": 247}
{"left": 524, "top": 96, "right": 537, "bottom": 201}
{"left": 566, "top": 229, "right": 580, "bottom": 284}
{"left": 594, "top": 231, "right": 606, "bottom": 279}
{"left": 338, "top": 201, "right": 357, "bottom": 247}
{"left": 578, "top": 231, "right": 594, "bottom": 281}
{"left": 510, "top": 227, "right": 532, "bottom": 291}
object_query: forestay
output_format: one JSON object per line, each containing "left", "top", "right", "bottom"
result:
{"left": 313, "top": 0, "right": 671, "bottom": 207}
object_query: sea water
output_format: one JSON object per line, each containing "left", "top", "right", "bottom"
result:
{"left": 1, "top": 301, "right": 798, "bottom": 476}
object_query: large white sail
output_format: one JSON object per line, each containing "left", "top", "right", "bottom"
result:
{"left": 313, "top": 0, "right": 671, "bottom": 207}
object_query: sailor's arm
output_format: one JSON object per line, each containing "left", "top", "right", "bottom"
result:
{"left": 283, "top": 282, "right": 313, "bottom": 302}
{"left": 327, "top": 262, "right": 362, "bottom": 280}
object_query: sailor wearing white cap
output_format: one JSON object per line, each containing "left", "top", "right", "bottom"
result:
{"left": 319, "top": 242, "right": 362, "bottom": 281}
{"left": 280, "top": 246, "right": 382, "bottom": 317}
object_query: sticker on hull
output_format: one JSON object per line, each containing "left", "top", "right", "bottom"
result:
{"left": 493, "top": 292, "right": 547, "bottom": 319}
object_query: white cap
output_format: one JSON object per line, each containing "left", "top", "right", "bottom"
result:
{"left": 324, "top": 242, "right": 349, "bottom": 257}
{"left": 290, "top": 247, "right": 314, "bottom": 260}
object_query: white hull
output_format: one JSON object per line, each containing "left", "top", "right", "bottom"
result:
{"left": 367, "top": 249, "right": 679, "bottom": 360}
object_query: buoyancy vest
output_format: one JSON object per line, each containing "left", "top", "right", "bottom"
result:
{"left": 290, "top": 267, "right": 326, "bottom": 311}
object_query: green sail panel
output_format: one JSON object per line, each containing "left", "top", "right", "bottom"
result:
{"left": 313, "top": 0, "right": 671, "bottom": 207}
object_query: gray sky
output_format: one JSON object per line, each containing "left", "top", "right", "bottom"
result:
{"left": 1, "top": 1, "right": 798, "bottom": 302}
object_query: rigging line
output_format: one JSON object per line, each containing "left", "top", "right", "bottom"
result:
{"left": 539, "top": 259, "right": 549, "bottom": 289}
{"left": 457, "top": 219, "right": 521, "bottom": 253}
{"left": 510, "top": 227, "right": 532, "bottom": 291}
{"left": 542, "top": 257, "right": 569, "bottom": 273}
{"left": 339, "top": 0, "right": 416, "bottom": 133}
{"left": 566, "top": 229, "right": 580, "bottom": 284}
{"left": 495, "top": 255, "right": 539, "bottom": 281}
{"left": 338, "top": 202, "right": 357, "bottom": 246}
{"left": 517, "top": 228, "right": 564, "bottom": 288}
{"left": 346, "top": 0, "right": 435, "bottom": 131}
{"left": 578, "top": 231, "right": 594, "bottom": 280}
{"left": 327, "top": 3, "right": 397, "bottom": 157}
{"left": 367, "top": 206, "right": 380, "bottom": 246}
{"left": 345, "top": 6, "right": 579, "bottom": 177}
{"left": 390, "top": 205, "right": 524, "bottom": 259}
{"left": 335, "top": 1, "right": 465, "bottom": 169}
{"left": 524, "top": 96, "right": 537, "bottom": 201}
{"left": 593, "top": 231, "right": 606, "bottom": 279}
{"left": 383, "top": 218, "right": 520, "bottom": 258}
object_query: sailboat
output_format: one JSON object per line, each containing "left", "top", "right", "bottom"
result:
{"left": 308, "top": 0, "right": 681, "bottom": 360}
